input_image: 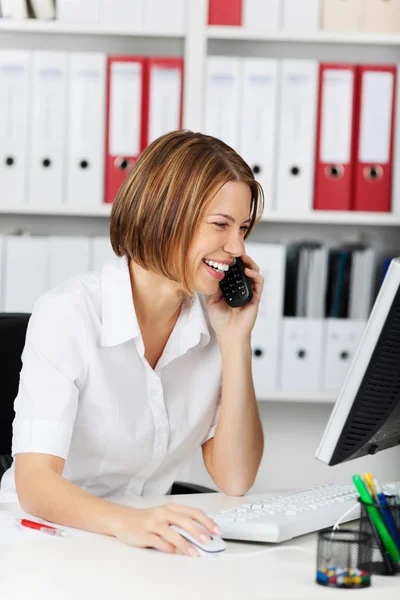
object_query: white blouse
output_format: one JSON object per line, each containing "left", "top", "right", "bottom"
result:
{"left": 1, "top": 257, "right": 222, "bottom": 500}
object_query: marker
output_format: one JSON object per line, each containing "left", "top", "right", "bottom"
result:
{"left": 18, "top": 519, "right": 65, "bottom": 537}
{"left": 352, "top": 475, "right": 400, "bottom": 567}
{"left": 363, "top": 473, "right": 377, "bottom": 502}
{"left": 373, "top": 477, "right": 400, "bottom": 552}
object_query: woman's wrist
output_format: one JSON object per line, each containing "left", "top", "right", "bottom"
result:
{"left": 217, "top": 333, "right": 251, "bottom": 351}
{"left": 105, "top": 501, "right": 135, "bottom": 537}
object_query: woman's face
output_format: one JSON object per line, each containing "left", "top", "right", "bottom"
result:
{"left": 187, "top": 181, "right": 252, "bottom": 296}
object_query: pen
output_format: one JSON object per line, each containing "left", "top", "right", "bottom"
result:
{"left": 372, "top": 477, "right": 400, "bottom": 553}
{"left": 352, "top": 475, "right": 400, "bottom": 567}
{"left": 360, "top": 475, "right": 396, "bottom": 575}
{"left": 18, "top": 519, "right": 65, "bottom": 537}
{"left": 363, "top": 473, "right": 378, "bottom": 502}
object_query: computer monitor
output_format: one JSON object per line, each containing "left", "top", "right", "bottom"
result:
{"left": 315, "top": 257, "right": 400, "bottom": 466}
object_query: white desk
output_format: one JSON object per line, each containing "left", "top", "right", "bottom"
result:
{"left": 0, "top": 492, "right": 398, "bottom": 600}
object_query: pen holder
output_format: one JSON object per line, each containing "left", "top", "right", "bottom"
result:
{"left": 358, "top": 496, "right": 400, "bottom": 576}
{"left": 316, "top": 529, "right": 372, "bottom": 588}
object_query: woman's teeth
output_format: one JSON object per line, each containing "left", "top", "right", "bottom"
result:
{"left": 204, "top": 259, "right": 229, "bottom": 273}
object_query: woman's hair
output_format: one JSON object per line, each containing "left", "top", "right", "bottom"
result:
{"left": 110, "top": 130, "right": 263, "bottom": 295}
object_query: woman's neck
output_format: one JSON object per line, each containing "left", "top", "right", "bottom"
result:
{"left": 128, "top": 260, "right": 185, "bottom": 326}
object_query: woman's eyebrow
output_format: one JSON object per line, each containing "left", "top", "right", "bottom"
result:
{"left": 210, "top": 213, "right": 251, "bottom": 224}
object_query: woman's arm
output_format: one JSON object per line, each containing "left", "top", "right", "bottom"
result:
{"left": 15, "top": 453, "right": 220, "bottom": 556}
{"left": 202, "top": 336, "right": 264, "bottom": 496}
{"left": 204, "top": 253, "right": 266, "bottom": 496}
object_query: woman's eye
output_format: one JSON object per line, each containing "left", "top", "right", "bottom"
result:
{"left": 213, "top": 222, "right": 228, "bottom": 229}
{"left": 240, "top": 227, "right": 249, "bottom": 234}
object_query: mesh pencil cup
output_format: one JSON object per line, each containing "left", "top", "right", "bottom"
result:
{"left": 316, "top": 529, "right": 372, "bottom": 588}
{"left": 358, "top": 496, "right": 400, "bottom": 576}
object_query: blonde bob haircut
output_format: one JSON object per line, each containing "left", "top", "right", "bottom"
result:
{"left": 110, "top": 130, "right": 264, "bottom": 295}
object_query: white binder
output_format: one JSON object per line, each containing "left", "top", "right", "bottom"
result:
{"left": 28, "top": 52, "right": 68, "bottom": 207}
{"left": 66, "top": 53, "right": 106, "bottom": 208}
{"left": 322, "top": 319, "right": 366, "bottom": 393}
{"left": 280, "top": 318, "right": 325, "bottom": 391}
{"left": 3, "top": 235, "right": 49, "bottom": 313}
{"left": 275, "top": 60, "right": 318, "bottom": 213}
{"left": 0, "top": 0, "right": 28, "bottom": 19}
{"left": 0, "top": 51, "right": 31, "bottom": 208}
{"left": 91, "top": 237, "right": 116, "bottom": 271}
{"left": 102, "top": 0, "right": 143, "bottom": 26}
{"left": 245, "top": 242, "right": 286, "bottom": 396}
{"left": 243, "top": 0, "right": 281, "bottom": 32}
{"left": 204, "top": 56, "right": 241, "bottom": 151}
{"left": 57, "top": 0, "right": 101, "bottom": 22}
{"left": 282, "top": 0, "right": 320, "bottom": 32}
{"left": 30, "top": 0, "right": 55, "bottom": 19}
{"left": 147, "top": 60, "right": 183, "bottom": 145}
{"left": 392, "top": 63, "right": 400, "bottom": 213}
{"left": 48, "top": 236, "right": 91, "bottom": 289}
{"left": 143, "top": 0, "right": 186, "bottom": 34}
{"left": 239, "top": 58, "right": 279, "bottom": 216}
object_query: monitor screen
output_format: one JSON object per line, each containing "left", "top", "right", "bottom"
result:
{"left": 315, "top": 258, "right": 400, "bottom": 466}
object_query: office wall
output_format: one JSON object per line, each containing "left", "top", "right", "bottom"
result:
{"left": 180, "top": 402, "right": 400, "bottom": 493}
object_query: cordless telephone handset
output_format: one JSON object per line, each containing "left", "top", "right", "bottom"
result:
{"left": 219, "top": 257, "right": 253, "bottom": 308}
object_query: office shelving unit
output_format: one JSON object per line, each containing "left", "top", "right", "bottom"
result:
{"left": 1, "top": 0, "right": 400, "bottom": 403}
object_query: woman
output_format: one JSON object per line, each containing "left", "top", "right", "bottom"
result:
{"left": 1, "top": 130, "right": 265, "bottom": 557}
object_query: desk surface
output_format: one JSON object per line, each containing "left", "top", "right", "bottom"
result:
{"left": 0, "top": 492, "right": 399, "bottom": 600}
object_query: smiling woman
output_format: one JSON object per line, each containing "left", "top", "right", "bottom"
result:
{"left": 2, "top": 129, "right": 265, "bottom": 559}
{"left": 110, "top": 130, "right": 264, "bottom": 295}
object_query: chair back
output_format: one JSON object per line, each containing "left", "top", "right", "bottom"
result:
{"left": 0, "top": 314, "right": 30, "bottom": 458}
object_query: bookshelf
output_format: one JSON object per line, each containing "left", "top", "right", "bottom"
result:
{"left": 0, "top": 18, "right": 185, "bottom": 37}
{"left": 4, "top": 203, "right": 400, "bottom": 228}
{"left": 207, "top": 26, "right": 400, "bottom": 46}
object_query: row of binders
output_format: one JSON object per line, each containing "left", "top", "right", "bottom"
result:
{"left": 209, "top": 0, "right": 400, "bottom": 34}
{"left": 249, "top": 241, "right": 393, "bottom": 395}
{"left": 0, "top": 234, "right": 394, "bottom": 395}
{"left": 0, "top": 51, "right": 183, "bottom": 209}
{"left": 0, "top": 0, "right": 186, "bottom": 33}
{"left": 0, "top": 234, "right": 115, "bottom": 313}
{"left": 205, "top": 57, "right": 400, "bottom": 215}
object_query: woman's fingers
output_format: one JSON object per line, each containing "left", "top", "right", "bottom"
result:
{"left": 167, "top": 503, "right": 220, "bottom": 535}
{"left": 241, "top": 254, "right": 260, "bottom": 273}
{"left": 139, "top": 532, "right": 176, "bottom": 554}
{"left": 244, "top": 267, "right": 264, "bottom": 297}
{"left": 156, "top": 523, "right": 200, "bottom": 557}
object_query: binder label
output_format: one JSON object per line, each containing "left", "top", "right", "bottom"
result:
{"left": 321, "top": 70, "right": 353, "bottom": 164}
{"left": 109, "top": 62, "right": 142, "bottom": 157}
{"left": 359, "top": 71, "right": 394, "bottom": 164}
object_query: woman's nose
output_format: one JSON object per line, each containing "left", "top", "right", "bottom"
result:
{"left": 223, "top": 230, "right": 245, "bottom": 257}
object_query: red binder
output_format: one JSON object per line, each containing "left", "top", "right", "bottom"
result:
{"left": 353, "top": 65, "right": 397, "bottom": 213}
{"left": 105, "top": 56, "right": 147, "bottom": 204}
{"left": 314, "top": 63, "right": 359, "bottom": 211}
{"left": 143, "top": 57, "right": 184, "bottom": 147}
{"left": 208, "top": 0, "right": 242, "bottom": 26}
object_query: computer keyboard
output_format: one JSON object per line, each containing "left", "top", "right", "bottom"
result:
{"left": 209, "top": 484, "right": 360, "bottom": 543}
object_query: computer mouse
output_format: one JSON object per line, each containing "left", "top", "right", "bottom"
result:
{"left": 170, "top": 523, "right": 227, "bottom": 556}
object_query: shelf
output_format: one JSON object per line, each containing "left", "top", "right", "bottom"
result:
{"left": 260, "top": 210, "right": 400, "bottom": 226}
{"left": 3, "top": 205, "right": 400, "bottom": 225}
{"left": 258, "top": 391, "right": 337, "bottom": 403}
{"left": 0, "top": 18, "right": 185, "bottom": 38}
{"left": 207, "top": 27, "right": 400, "bottom": 45}
{"left": 0, "top": 204, "right": 112, "bottom": 218}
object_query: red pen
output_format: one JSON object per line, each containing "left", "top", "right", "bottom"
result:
{"left": 18, "top": 519, "right": 65, "bottom": 537}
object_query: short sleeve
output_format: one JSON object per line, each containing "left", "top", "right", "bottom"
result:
{"left": 12, "top": 294, "right": 87, "bottom": 460}
{"left": 202, "top": 387, "right": 221, "bottom": 444}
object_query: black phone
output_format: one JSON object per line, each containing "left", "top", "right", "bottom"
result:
{"left": 219, "top": 257, "right": 253, "bottom": 308}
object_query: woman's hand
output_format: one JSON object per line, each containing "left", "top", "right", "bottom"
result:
{"left": 112, "top": 502, "right": 220, "bottom": 556}
{"left": 207, "top": 254, "right": 264, "bottom": 342}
